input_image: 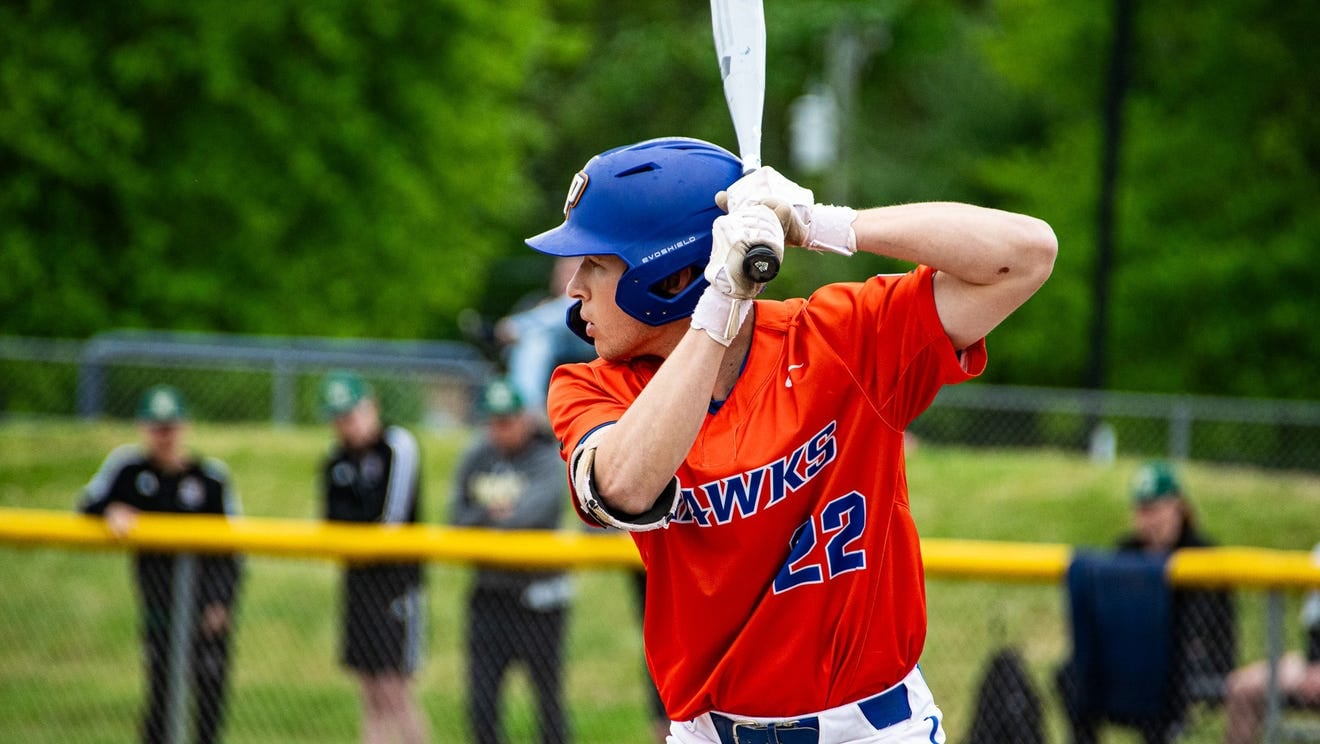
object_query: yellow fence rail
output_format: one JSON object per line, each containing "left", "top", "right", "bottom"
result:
{"left": 2, "top": 506, "right": 1317, "bottom": 589}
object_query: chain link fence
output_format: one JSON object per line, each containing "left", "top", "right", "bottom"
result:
{"left": 913, "top": 385, "right": 1320, "bottom": 474}
{"left": 0, "top": 331, "right": 492, "bottom": 429}
{"left": 0, "top": 544, "right": 665, "bottom": 744}
{"left": 3, "top": 331, "right": 1319, "bottom": 743}
{"left": 5, "top": 331, "right": 1319, "bottom": 472}
{"left": 3, "top": 537, "right": 1317, "bottom": 744}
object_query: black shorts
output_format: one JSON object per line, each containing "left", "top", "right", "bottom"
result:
{"left": 340, "top": 564, "right": 424, "bottom": 674}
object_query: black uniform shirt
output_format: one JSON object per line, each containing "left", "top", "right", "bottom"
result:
{"left": 79, "top": 445, "right": 242, "bottom": 611}
{"left": 322, "top": 425, "right": 421, "bottom": 524}
{"left": 322, "top": 425, "right": 423, "bottom": 582}
{"left": 1304, "top": 587, "right": 1320, "bottom": 663}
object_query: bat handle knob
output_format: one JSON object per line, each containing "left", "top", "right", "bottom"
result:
{"left": 742, "top": 244, "right": 779, "bottom": 283}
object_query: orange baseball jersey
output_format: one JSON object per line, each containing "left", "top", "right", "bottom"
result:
{"left": 547, "top": 266, "right": 987, "bottom": 720}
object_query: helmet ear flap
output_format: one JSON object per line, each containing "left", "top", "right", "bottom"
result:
{"left": 566, "top": 301, "right": 593, "bottom": 346}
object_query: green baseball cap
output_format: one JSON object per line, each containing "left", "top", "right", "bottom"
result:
{"left": 319, "top": 371, "right": 371, "bottom": 417}
{"left": 478, "top": 378, "right": 524, "bottom": 417}
{"left": 136, "top": 385, "right": 188, "bottom": 424}
{"left": 1131, "top": 460, "right": 1183, "bottom": 504}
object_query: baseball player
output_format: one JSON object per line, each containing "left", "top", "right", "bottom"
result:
{"left": 450, "top": 378, "right": 573, "bottom": 744}
{"left": 78, "top": 385, "right": 243, "bottom": 744}
{"left": 524, "top": 137, "right": 1057, "bottom": 743}
{"left": 319, "top": 371, "right": 429, "bottom": 744}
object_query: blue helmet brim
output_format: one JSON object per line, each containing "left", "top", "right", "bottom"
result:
{"left": 526, "top": 220, "right": 614, "bottom": 258}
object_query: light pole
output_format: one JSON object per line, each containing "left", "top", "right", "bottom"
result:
{"left": 789, "top": 18, "right": 889, "bottom": 205}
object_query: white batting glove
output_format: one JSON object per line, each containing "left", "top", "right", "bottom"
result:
{"left": 719, "top": 166, "right": 814, "bottom": 214}
{"left": 690, "top": 205, "right": 784, "bottom": 346}
{"left": 706, "top": 205, "right": 784, "bottom": 298}
{"left": 717, "top": 166, "right": 858, "bottom": 256}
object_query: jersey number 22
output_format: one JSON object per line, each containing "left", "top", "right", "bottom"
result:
{"left": 772, "top": 492, "right": 867, "bottom": 594}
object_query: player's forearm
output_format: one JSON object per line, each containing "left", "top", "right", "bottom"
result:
{"left": 591, "top": 329, "right": 725, "bottom": 515}
{"left": 853, "top": 203, "right": 1056, "bottom": 286}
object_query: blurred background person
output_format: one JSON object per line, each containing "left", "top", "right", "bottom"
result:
{"left": 450, "top": 378, "right": 572, "bottom": 744}
{"left": 493, "top": 256, "right": 597, "bottom": 423}
{"left": 1057, "top": 460, "right": 1237, "bottom": 744}
{"left": 1222, "top": 541, "right": 1320, "bottom": 744}
{"left": 485, "top": 256, "right": 665, "bottom": 739}
{"left": 319, "top": 371, "right": 428, "bottom": 744}
{"left": 78, "top": 384, "right": 244, "bottom": 744}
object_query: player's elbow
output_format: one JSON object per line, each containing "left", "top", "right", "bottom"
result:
{"left": 594, "top": 473, "right": 665, "bottom": 517}
{"left": 586, "top": 437, "right": 676, "bottom": 516}
{"left": 1018, "top": 217, "right": 1058, "bottom": 289}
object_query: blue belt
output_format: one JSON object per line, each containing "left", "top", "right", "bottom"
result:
{"left": 710, "top": 683, "right": 912, "bottom": 744}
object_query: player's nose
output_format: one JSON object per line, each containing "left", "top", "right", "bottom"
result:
{"left": 566, "top": 263, "right": 588, "bottom": 300}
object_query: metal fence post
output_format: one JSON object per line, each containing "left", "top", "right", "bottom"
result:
{"left": 1169, "top": 399, "right": 1192, "bottom": 460}
{"left": 166, "top": 555, "right": 198, "bottom": 744}
{"left": 77, "top": 361, "right": 103, "bottom": 419}
{"left": 1263, "top": 589, "right": 1285, "bottom": 744}
{"left": 272, "top": 358, "right": 294, "bottom": 426}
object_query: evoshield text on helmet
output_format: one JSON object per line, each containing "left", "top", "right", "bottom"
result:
{"left": 525, "top": 137, "right": 742, "bottom": 327}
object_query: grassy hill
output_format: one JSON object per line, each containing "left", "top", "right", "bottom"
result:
{"left": 1, "top": 419, "right": 1317, "bottom": 743}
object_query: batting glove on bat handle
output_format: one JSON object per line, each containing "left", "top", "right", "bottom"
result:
{"left": 706, "top": 206, "right": 784, "bottom": 299}
{"left": 718, "top": 167, "right": 858, "bottom": 256}
{"left": 742, "top": 244, "right": 779, "bottom": 283}
{"left": 691, "top": 206, "right": 784, "bottom": 346}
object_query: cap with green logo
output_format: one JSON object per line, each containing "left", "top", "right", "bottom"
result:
{"left": 319, "top": 371, "right": 371, "bottom": 418}
{"left": 137, "top": 385, "right": 188, "bottom": 424}
{"left": 478, "top": 378, "right": 524, "bottom": 418}
{"left": 1131, "top": 460, "right": 1183, "bottom": 504}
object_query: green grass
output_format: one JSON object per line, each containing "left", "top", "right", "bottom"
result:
{"left": 1, "top": 420, "right": 1318, "bottom": 743}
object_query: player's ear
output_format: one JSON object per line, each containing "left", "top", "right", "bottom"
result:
{"left": 654, "top": 266, "right": 699, "bottom": 298}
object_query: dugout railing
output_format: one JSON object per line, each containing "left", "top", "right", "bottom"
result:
{"left": 2, "top": 507, "right": 1317, "bottom": 744}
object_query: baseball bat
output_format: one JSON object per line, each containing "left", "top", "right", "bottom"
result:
{"left": 711, "top": 0, "right": 779, "bottom": 283}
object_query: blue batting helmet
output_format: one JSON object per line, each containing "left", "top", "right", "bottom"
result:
{"left": 526, "top": 137, "right": 742, "bottom": 327}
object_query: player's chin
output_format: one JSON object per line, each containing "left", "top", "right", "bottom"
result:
{"left": 593, "top": 320, "right": 661, "bottom": 362}
{"left": 592, "top": 340, "right": 626, "bottom": 362}
{"left": 594, "top": 333, "right": 643, "bottom": 363}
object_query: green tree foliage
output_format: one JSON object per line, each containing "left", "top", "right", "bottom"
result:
{"left": 975, "top": 0, "right": 1320, "bottom": 397}
{"left": 515, "top": 0, "right": 989, "bottom": 307}
{"left": 3, "top": 0, "right": 1315, "bottom": 399}
{"left": 0, "top": 0, "right": 545, "bottom": 339}
{"left": 516, "top": 0, "right": 1085, "bottom": 385}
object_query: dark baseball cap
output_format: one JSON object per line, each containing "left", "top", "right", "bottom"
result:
{"left": 136, "top": 385, "right": 188, "bottom": 424}
{"left": 319, "top": 371, "right": 371, "bottom": 417}
{"left": 1131, "top": 461, "right": 1183, "bottom": 504}
{"left": 478, "top": 378, "right": 525, "bottom": 417}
